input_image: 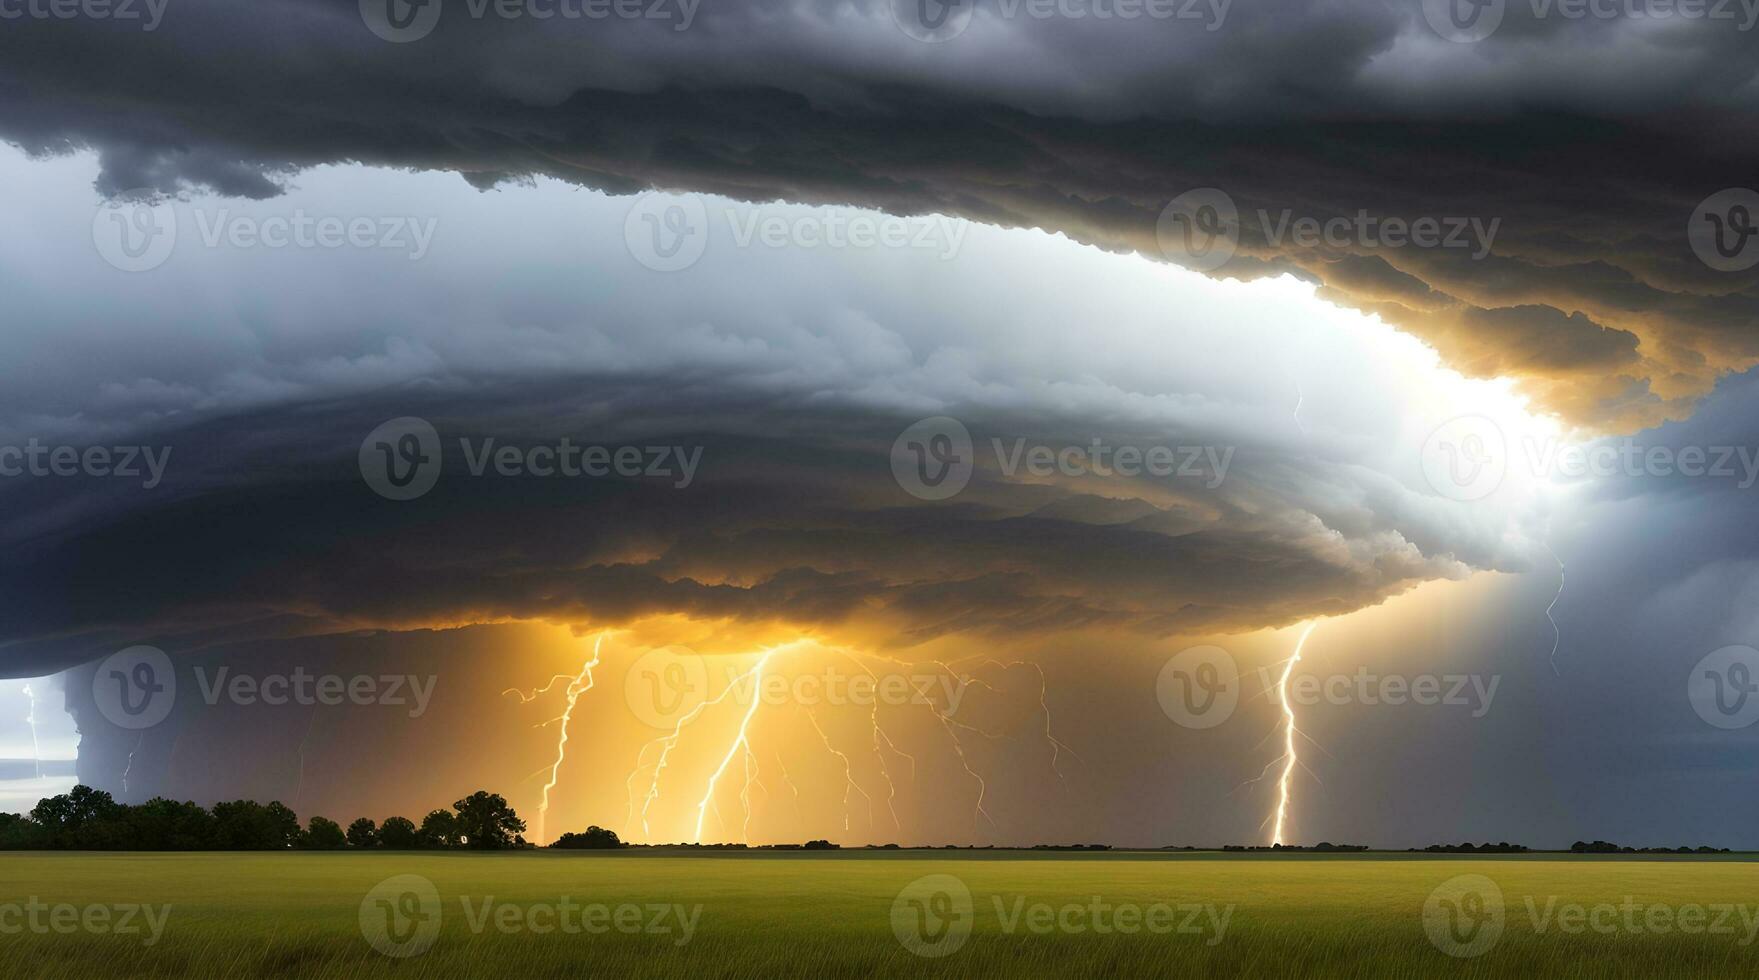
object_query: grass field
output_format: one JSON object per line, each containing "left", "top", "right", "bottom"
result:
{"left": 3, "top": 850, "right": 1758, "bottom": 977}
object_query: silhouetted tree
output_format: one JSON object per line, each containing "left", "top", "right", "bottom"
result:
{"left": 31, "top": 786, "right": 122, "bottom": 846}
{"left": 452, "top": 791, "right": 525, "bottom": 849}
{"left": 123, "top": 798, "right": 217, "bottom": 850}
{"left": 212, "top": 800, "right": 301, "bottom": 849}
{"left": 346, "top": 817, "right": 379, "bottom": 848}
{"left": 379, "top": 816, "right": 419, "bottom": 849}
{"left": 552, "top": 825, "right": 623, "bottom": 849}
{"left": 302, "top": 816, "right": 346, "bottom": 849}
{"left": 419, "top": 808, "right": 458, "bottom": 848}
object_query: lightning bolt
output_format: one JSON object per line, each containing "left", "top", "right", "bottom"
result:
{"left": 1543, "top": 538, "right": 1565, "bottom": 676}
{"left": 1271, "top": 622, "right": 1320, "bottom": 846}
{"left": 853, "top": 652, "right": 997, "bottom": 834}
{"left": 634, "top": 643, "right": 802, "bottom": 842}
{"left": 801, "top": 705, "right": 873, "bottom": 834}
{"left": 514, "top": 632, "right": 605, "bottom": 846}
{"left": 21, "top": 684, "right": 42, "bottom": 780}
{"left": 693, "top": 648, "right": 778, "bottom": 843}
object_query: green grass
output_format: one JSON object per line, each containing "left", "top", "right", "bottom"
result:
{"left": 3, "top": 851, "right": 1758, "bottom": 977}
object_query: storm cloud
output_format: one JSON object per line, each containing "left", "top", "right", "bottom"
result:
{"left": 1, "top": 0, "right": 1756, "bottom": 430}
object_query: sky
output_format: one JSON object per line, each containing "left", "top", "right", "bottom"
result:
{"left": 1, "top": 0, "right": 1758, "bottom": 848}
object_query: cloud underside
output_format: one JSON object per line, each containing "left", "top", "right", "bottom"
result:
{"left": 5, "top": 4, "right": 1759, "bottom": 431}
{"left": 0, "top": 382, "right": 1510, "bottom": 676}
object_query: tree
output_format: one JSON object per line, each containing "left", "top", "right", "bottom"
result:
{"left": 122, "top": 798, "right": 216, "bottom": 850}
{"left": 0, "top": 812, "right": 43, "bottom": 849}
{"left": 346, "top": 817, "right": 379, "bottom": 848}
{"left": 452, "top": 791, "right": 525, "bottom": 850}
{"left": 419, "top": 808, "right": 458, "bottom": 848}
{"left": 212, "top": 800, "right": 302, "bottom": 849}
{"left": 552, "top": 825, "right": 623, "bottom": 849}
{"left": 302, "top": 816, "right": 346, "bottom": 849}
{"left": 31, "top": 784, "right": 121, "bottom": 837}
{"left": 379, "top": 816, "right": 419, "bottom": 849}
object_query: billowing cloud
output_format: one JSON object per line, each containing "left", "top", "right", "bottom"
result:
{"left": 4, "top": 0, "right": 1758, "bottom": 428}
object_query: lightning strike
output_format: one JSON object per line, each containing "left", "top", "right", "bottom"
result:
{"left": 1543, "top": 539, "right": 1565, "bottom": 675}
{"left": 693, "top": 648, "right": 778, "bottom": 843}
{"left": 21, "top": 684, "right": 42, "bottom": 779}
{"left": 527, "top": 632, "right": 605, "bottom": 846}
{"left": 1272, "top": 621, "right": 1320, "bottom": 846}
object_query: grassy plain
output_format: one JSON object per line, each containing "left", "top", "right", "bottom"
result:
{"left": 2, "top": 850, "right": 1757, "bottom": 978}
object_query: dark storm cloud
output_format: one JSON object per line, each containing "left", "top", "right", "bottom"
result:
{"left": 3, "top": 0, "right": 1759, "bottom": 429}
{"left": 0, "top": 374, "right": 1508, "bottom": 678}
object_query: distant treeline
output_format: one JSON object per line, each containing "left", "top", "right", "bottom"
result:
{"left": 0, "top": 785, "right": 531, "bottom": 851}
{"left": 1570, "top": 840, "right": 1731, "bottom": 854}
{"left": 1417, "top": 842, "right": 1529, "bottom": 853}
{"left": 1221, "top": 842, "right": 1369, "bottom": 852}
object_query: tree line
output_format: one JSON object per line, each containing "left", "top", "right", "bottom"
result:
{"left": 0, "top": 785, "right": 537, "bottom": 851}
